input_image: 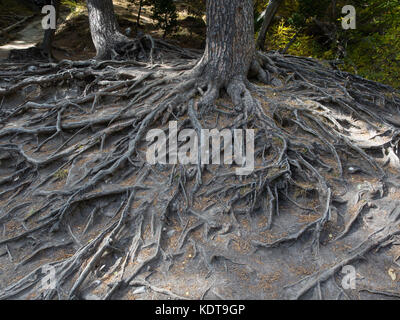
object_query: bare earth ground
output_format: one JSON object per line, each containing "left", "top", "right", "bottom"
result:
{"left": 0, "top": 1, "right": 205, "bottom": 62}
{"left": 0, "top": 18, "right": 43, "bottom": 60}
{"left": 0, "top": 2, "right": 400, "bottom": 301}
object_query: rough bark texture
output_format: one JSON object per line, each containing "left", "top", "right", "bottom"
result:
{"left": 196, "top": 0, "right": 255, "bottom": 87}
{"left": 256, "top": 0, "right": 283, "bottom": 50}
{"left": 191, "top": 0, "right": 270, "bottom": 110}
{"left": 86, "top": 0, "right": 127, "bottom": 59}
{"left": 2, "top": 0, "right": 399, "bottom": 302}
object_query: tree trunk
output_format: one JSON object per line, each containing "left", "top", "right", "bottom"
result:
{"left": 86, "top": 0, "right": 127, "bottom": 59}
{"left": 196, "top": 0, "right": 256, "bottom": 89}
{"left": 256, "top": 0, "right": 283, "bottom": 51}
{"left": 40, "top": 0, "right": 60, "bottom": 59}
{"left": 137, "top": 0, "right": 143, "bottom": 27}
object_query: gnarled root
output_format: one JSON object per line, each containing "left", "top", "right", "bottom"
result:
{"left": 0, "top": 48, "right": 399, "bottom": 300}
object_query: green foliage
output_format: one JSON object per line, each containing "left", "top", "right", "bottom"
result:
{"left": 267, "top": 19, "right": 315, "bottom": 57}
{"left": 256, "top": 0, "right": 400, "bottom": 89}
{"left": 54, "top": 168, "right": 69, "bottom": 180}
{"left": 297, "top": 0, "right": 333, "bottom": 20}
{"left": 341, "top": 0, "right": 400, "bottom": 88}
{"left": 149, "top": 0, "right": 178, "bottom": 37}
{"left": 61, "top": 0, "right": 86, "bottom": 14}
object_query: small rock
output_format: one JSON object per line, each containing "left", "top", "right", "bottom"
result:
{"left": 271, "top": 77, "right": 283, "bottom": 87}
{"left": 132, "top": 286, "right": 146, "bottom": 295}
{"left": 348, "top": 166, "right": 361, "bottom": 174}
{"left": 83, "top": 293, "right": 100, "bottom": 300}
{"left": 167, "top": 230, "right": 176, "bottom": 237}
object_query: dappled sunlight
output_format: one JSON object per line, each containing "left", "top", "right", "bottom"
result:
{"left": 0, "top": 17, "right": 43, "bottom": 60}
{"left": 0, "top": 0, "right": 399, "bottom": 302}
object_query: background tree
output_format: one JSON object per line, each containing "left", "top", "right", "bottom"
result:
{"left": 128, "top": 0, "right": 146, "bottom": 27}
{"left": 40, "top": 0, "right": 60, "bottom": 59}
{"left": 256, "top": 0, "right": 284, "bottom": 50}
{"left": 254, "top": 0, "right": 400, "bottom": 88}
{"left": 136, "top": 0, "right": 144, "bottom": 27}
{"left": 86, "top": 0, "right": 128, "bottom": 59}
{"left": 192, "top": 0, "right": 269, "bottom": 108}
{"left": 1, "top": 0, "right": 400, "bottom": 301}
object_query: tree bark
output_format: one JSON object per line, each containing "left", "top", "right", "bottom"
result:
{"left": 86, "top": 0, "right": 127, "bottom": 59}
{"left": 196, "top": 0, "right": 256, "bottom": 88}
{"left": 256, "top": 0, "right": 283, "bottom": 51}
{"left": 40, "top": 0, "right": 60, "bottom": 59}
{"left": 191, "top": 0, "right": 270, "bottom": 108}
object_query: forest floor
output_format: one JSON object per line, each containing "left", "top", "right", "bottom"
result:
{"left": 0, "top": 1, "right": 400, "bottom": 301}
{"left": 0, "top": 0, "right": 206, "bottom": 61}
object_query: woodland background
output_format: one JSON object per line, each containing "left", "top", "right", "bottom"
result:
{"left": 1, "top": 0, "right": 399, "bottom": 88}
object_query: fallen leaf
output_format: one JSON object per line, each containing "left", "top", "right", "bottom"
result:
{"left": 388, "top": 268, "right": 397, "bottom": 281}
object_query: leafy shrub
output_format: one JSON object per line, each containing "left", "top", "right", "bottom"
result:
{"left": 149, "top": 0, "right": 178, "bottom": 38}
{"left": 61, "top": 0, "right": 86, "bottom": 14}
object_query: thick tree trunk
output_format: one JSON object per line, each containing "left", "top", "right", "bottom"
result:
{"left": 197, "top": 0, "right": 256, "bottom": 88}
{"left": 192, "top": 0, "right": 269, "bottom": 107}
{"left": 86, "top": 0, "right": 127, "bottom": 59}
{"left": 256, "top": 0, "right": 283, "bottom": 51}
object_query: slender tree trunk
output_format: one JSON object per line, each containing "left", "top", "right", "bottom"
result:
{"left": 86, "top": 0, "right": 127, "bottom": 59}
{"left": 196, "top": 0, "right": 255, "bottom": 88}
{"left": 256, "top": 0, "right": 283, "bottom": 51}
{"left": 137, "top": 0, "right": 143, "bottom": 27}
{"left": 331, "top": 0, "right": 337, "bottom": 20}
{"left": 40, "top": 0, "right": 60, "bottom": 59}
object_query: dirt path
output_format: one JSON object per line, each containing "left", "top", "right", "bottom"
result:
{"left": 0, "top": 17, "right": 43, "bottom": 60}
{"left": 0, "top": 1, "right": 205, "bottom": 62}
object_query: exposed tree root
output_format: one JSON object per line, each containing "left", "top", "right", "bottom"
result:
{"left": 282, "top": 208, "right": 400, "bottom": 299}
{"left": 0, "top": 45, "right": 399, "bottom": 300}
